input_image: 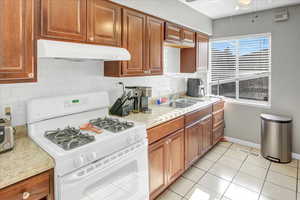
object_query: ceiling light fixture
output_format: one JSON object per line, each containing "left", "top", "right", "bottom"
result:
{"left": 239, "top": 0, "right": 252, "bottom": 6}
{"left": 236, "top": 0, "right": 253, "bottom": 10}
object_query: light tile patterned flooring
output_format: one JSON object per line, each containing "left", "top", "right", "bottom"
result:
{"left": 156, "top": 142, "right": 300, "bottom": 200}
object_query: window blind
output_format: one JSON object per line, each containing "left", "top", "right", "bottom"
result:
{"left": 210, "top": 34, "right": 271, "bottom": 84}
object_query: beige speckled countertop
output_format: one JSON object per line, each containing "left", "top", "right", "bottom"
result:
{"left": 0, "top": 126, "right": 55, "bottom": 189}
{"left": 124, "top": 96, "right": 221, "bottom": 129}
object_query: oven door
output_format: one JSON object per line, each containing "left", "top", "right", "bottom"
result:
{"left": 57, "top": 141, "right": 149, "bottom": 200}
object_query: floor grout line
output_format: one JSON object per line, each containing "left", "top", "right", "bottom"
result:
{"left": 180, "top": 142, "right": 233, "bottom": 199}
{"left": 161, "top": 142, "right": 300, "bottom": 200}
{"left": 296, "top": 160, "right": 298, "bottom": 200}
{"left": 257, "top": 158, "right": 272, "bottom": 199}
{"left": 219, "top": 146, "right": 251, "bottom": 200}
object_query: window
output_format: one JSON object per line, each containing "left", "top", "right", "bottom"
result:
{"left": 209, "top": 33, "right": 271, "bottom": 106}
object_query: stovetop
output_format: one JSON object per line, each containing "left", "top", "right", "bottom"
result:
{"left": 45, "top": 127, "right": 95, "bottom": 150}
{"left": 43, "top": 117, "right": 135, "bottom": 150}
{"left": 89, "top": 117, "right": 134, "bottom": 133}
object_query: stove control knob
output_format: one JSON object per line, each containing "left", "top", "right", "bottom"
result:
{"left": 127, "top": 136, "right": 133, "bottom": 145}
{"left": 134, "top": 134, "right": 141, "bottom": 141}
{"left": 74, "top": 155, "right": 85, "bottom": 168}
{"left": 87, "top": 152, "right": 97, "bottom": 162}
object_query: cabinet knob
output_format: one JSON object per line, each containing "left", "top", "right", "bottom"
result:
{"left": 89, "top": 37, "right": 94, "bottom": 41}
{"left": 22, "top": 192, "right": 31, "bottom": 199}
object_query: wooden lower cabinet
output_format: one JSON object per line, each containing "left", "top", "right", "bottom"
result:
{"left": 213, "top": 123, "right": 225, "bottom": 145}
{"left": 149, "top": 102, "right": 224, "bottom": 199}
{"left": 149, "top": 138, "right": 168, "bottom": 200}
{"left": 0, "top": 169, "right": 54, "bottom": 200}
{"left": 185, "top": 121, "right": 202, "bottom": 168}
{"left": 149, "top": 129, "right": 184, "bottom": 200}
{"left": 167, "top": 130, "right": 185, "bottom": 183}
{"left": 202, "top": 116, "right": 213, "bottom": 153}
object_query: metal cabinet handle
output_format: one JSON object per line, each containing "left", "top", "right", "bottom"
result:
{"left": 144, "top": 70, "right": 151, "bottom": 74}
{"left": 22, "top": 192, "right": 31, "bottom": 199}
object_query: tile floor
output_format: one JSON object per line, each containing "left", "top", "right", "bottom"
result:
{"left": 156, "top": 141, "right": 300, "bottom": 200}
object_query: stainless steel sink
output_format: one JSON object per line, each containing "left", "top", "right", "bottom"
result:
{"left": 167, "top": 98, "right": 204, "bottom": 108}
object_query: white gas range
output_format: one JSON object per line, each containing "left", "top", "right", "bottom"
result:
{"left": 27, "top": 92, "right": 149, "bottom": 200}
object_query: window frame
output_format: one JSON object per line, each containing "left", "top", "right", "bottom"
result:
{"left": 208, "top": 33, "right": 272, "bottom": 108}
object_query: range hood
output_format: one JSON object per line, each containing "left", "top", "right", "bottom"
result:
{"left": 37, "top": 39, "right": 131, "bottom": 61}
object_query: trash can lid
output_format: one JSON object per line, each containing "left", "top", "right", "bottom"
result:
{"left": 261, "top": 113, "right": 292, "bottom": 123}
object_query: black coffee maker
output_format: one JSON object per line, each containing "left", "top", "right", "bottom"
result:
{"left": 187, "top": 78, "right": 205, "bottom": 97}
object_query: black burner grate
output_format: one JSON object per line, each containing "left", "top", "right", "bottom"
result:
{"left": 45, "top": 127, "right": 95, "bottom": 150}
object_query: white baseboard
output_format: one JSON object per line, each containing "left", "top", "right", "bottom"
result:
{"left": 224, "top": 136, "right": 300, "bottom": 160}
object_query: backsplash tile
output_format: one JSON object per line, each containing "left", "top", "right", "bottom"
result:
{"left": 0, "top": 58, "right": 203, "bottom": 126}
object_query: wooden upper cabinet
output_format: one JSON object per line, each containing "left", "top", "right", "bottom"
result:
{"left": 197, "top": 33, "right": 209, "bottom": 71}
{"left": 165, "top": 22, "right": 181, "bottom": 44}
{"left": 181, "top": 32, "right": 209, "bottom": 73}
{"left": 167, "top": 129, "right": 185, "bottom": 183}
{"left": 0, "top": 0, "right": 36, "bottom": 83}
{"left": 87, "top": 0, "right": 121, "bottom": 46}
{"left": 146, "top": 17, "right": 164, "bottom": 75}
{"left": 149, "top": 138, "right": 168, "bottom": 200}
{"left": 182, "top": 28, "right": 196, "bottom": 47}
{"left": 40, "top": 0, "right": 87, "bottom": 41}
{"left": 122, "top": 9, "right": 147, "bottom": 76}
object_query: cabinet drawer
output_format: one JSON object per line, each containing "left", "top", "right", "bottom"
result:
{"left": 213, "top": 101, "right": 224, "bottom": 113}
{"left": 0, "top": 170, "right": 51, "bottom": 200}
{"left": 213, "top": 110, "right": 224, "bottom": 128}
{"left": 213, "top": 123, "right": 224, "bottom": 144}
{"left": 185, "top": 106, "right": 212, "bottom": 125}
{"left": 165, "top": 22, "right": 181, "bottom": 43}
{"left": 148, "top": 116, "right": 184, "bottom": 144}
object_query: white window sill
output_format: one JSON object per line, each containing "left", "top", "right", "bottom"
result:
{"left": 215, "top": 96, "right": 271, "bottom": 109}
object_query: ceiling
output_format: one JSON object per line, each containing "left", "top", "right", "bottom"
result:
{"left": 178, "top": 0, "right": 300, "bottom": 19}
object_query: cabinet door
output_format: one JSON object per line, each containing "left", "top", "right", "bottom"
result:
{"left": 182, "top": 29, "right": 195, "bottom": 47}
{"left": 0, "top": 170, "right": 52, "bottom": 200}
{"left": 149, "top": 138, "right": 168, "bottom": 199}
{"left": 167, "top": 129, "right": 185, "bottom": 183}
{"left": 146, "top": 17, "right": 164, "bottom": 75}
{"left": 41, "top": 0, "right": 87, "bottom": 41}
{"left": 165, "top": 22, "right": 181, "bottom": 43}
{"left": 185, "top": 121, "right": 201, "bottom": 168}
{"left": 197, "top": 33, "right": 209, "bottom": 71}
{"left": 213, "top": 123, "right": 225, "bottom": 145}
{"left": 122, "top": 9, "right": 146, "bottom": 76}
{"left": 201, "top": 116, "right": 213, "bottom": 152}
{"left": 0, "top": 0, "right": 36, "bottom": 83}
{"left": 87, "top": 0, "right": 121, "bottom": 46}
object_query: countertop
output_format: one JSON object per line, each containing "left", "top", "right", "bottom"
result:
{"left": 0, "top": 96, "right": 220, "bottom": 190}
{"left": 124, "top": 96, "right": 221, "bottom": 129}
{"left": 0, "top": 126, "right": 55, "bottom": 189}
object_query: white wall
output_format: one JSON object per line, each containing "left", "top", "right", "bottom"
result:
{"left": 111, "top": 0, "right": 212, "bottom": 35}
{"left": 213, "top": 5, "right": 300, "bottom": 153}
{"left": 0, "top": 49, "right": 197, "bottom": 126}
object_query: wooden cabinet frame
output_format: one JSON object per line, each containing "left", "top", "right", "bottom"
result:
{"left": 0, "top": 0, "right": 37, "bottom": 83}
{"left": 40, "top": 0, "right": 87, "bottom": 41}
{"left": 149, "top": 102, "right": 225, "bottom": 199}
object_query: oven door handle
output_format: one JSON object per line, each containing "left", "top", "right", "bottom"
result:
{"left": 63, "top": 141, "right": 147, "bottom": 184}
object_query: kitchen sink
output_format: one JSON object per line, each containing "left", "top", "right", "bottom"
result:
{"left": 167, "top": 98, "right": 204, "bottom": 108}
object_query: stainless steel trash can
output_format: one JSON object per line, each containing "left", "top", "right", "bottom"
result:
{"left": 261, "top": 114, "right": 292, "bottom": 163}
